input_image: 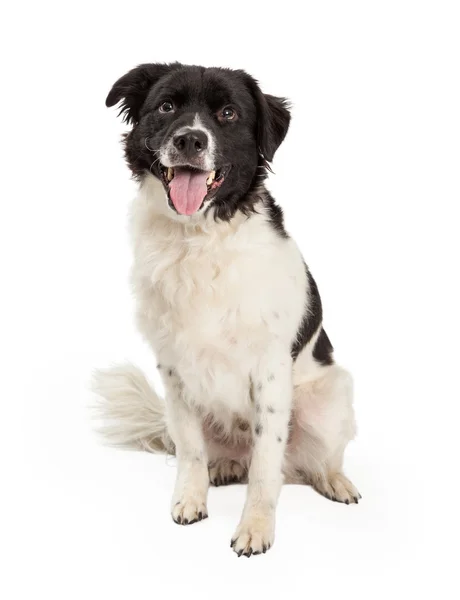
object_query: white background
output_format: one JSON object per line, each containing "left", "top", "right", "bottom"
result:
{"left": 2, "top": 1, "right": 459, "bottom": 598}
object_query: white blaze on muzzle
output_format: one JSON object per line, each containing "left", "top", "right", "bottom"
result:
{"left": 160, "top": 113, "right": 216, "bottom": 172}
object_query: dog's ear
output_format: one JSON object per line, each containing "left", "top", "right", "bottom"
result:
{"left": 256, "top": 89, "right": 291, "bottom": 162}
{"left": 255, "top": 92, "right": 291, "bottom": 163}
{"left": 106, "top": 63, "right": 181, "bottom": 125}
{"left": 243, "top": 74, "right": 291, "bottom": 162}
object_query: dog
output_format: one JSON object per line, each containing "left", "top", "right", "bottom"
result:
{"left": 93, "top": 62, "right": 360, "bottom": 557}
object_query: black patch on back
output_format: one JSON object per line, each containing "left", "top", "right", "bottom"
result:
{"left": 264, "top": 191, "right": 289, "bottom": 238}
{"left": 291, "top": 266, "right": 334, "bottom": 364}
{"left": 313, "top": 328, "right": 334, "bottom": 366}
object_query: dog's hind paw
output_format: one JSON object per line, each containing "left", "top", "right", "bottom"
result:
{"left": 314, "top": 472, "right": 361, "bottom": 505}
{"left": 209, "top": 459, "right": 246, "bottom": 487}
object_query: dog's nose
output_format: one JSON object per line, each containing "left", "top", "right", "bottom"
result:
{"left": 173, "top": 130, "right": 208, "bottom": 156}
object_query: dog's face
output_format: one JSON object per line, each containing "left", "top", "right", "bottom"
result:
{"left": 106, "top": 63, "right": 290, "bottom": 220}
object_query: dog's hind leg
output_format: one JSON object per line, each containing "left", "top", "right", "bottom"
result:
{"left": 284, "top": 364, "right": 361, "bottom": 504}
{"left": 205, "top": 426, "right": 250, "bottom": 487}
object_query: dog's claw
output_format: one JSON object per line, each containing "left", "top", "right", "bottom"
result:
{"left": 172, "top": 500, "right": 208, "bottom": 525}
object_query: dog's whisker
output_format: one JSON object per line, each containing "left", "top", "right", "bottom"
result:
{"left": 149, "top": 156, "right": 161, "bottom": 173}
{"left": 144, "top": 138, "right": 159, "bottom": 153}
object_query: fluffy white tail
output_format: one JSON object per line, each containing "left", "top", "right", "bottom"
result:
{"left": 91, "top": 364, "right": 174, "bottom": 454}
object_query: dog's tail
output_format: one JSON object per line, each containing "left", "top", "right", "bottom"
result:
{"left": 91, "top": 364, "right": 174, "bottom": 454}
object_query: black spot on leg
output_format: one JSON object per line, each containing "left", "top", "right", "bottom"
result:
{"left": 249, "top": 380, "right": 255, "bottom": 404}
{"left": 277, "top": 436, "right": 282, "bottom": 443}
{"left": 267, "top": 406, "right": 275, "bottom": 413}
{"left": 267, "top": 373, "right": 275, "bottom": 382}
{"left": 238, "top": 420, "right": 249, "bottom": 432}
{"left": 255, "top": 424, "right": 263, "bottom": 436}
{"left": 156, "top": 363, "right": 162, "bottom": 369}
{"left": 168, "top": 369, "right": 174, "bottom": 377}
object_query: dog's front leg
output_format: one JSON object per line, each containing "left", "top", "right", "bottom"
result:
{"left": 231, "top": 345, "right": 292, "bottom": 556}
{"left": 164, "top": 370, "right": 209, "bottom": 525}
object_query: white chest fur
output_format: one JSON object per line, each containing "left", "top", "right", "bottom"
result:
{"left": 130, "top": 177, "right": 307, "bottom": 417}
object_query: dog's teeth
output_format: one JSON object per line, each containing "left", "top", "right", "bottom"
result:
{"left": 167, "top": 167, "right": 174, "bottom": 181}
{"left": 206, "top": 171, "right": 216, "bottom": 186}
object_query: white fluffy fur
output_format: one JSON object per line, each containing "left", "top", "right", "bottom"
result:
{"left": 93, "top": 173, "right": 358, "bottom": 556}
{"left": 92, "top": 364, "right": 172, "bottom": 453}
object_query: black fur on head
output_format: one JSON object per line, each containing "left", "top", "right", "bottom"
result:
{"left": 106, "top": 63, "right": 183, "bottom": 125}
{"left": 106, "top": 63, "right": 291, "bottom": 221}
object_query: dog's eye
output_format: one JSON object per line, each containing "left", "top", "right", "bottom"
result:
{"left": 159, "top": 101, "right": 174, "bottom": 113}
{"left": 220, "top": 107, "right": 237, "bottom": 121}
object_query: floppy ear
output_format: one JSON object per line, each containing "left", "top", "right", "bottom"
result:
{"left": 255, "top": 92, "right": 291, "bottom": 163}
{"left": 240, "top": 72, "right": 291, "bottom": 162}
{"left": 105, "top": 62, "right": 181, "bottom": 125}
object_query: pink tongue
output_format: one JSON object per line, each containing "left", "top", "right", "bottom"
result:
{"left": 169, "top": 168, "right": 208, "bottom": 215}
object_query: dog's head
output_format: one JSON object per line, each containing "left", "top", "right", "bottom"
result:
{"left": 106, "top": 63, "right": 290, "bottom": 220}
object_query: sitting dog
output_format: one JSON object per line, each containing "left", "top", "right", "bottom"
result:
{"left": 94, "top": 62, "right": 360, "bottom": 558}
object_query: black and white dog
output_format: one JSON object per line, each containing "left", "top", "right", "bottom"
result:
{"left": 94, "top": 63, "right": 360, "bottom": 557}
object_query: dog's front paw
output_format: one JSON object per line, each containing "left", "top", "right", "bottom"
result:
{"left": 230, "top": 513, "right": 275, "bottom": 557}
{"left": 172, "top": 498, "right": 208, "bottom": 525}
